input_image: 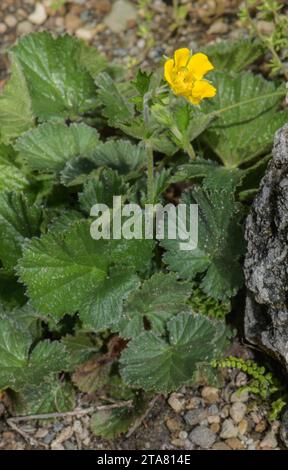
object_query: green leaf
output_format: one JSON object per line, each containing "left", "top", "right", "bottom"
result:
{"left": 96, "top": 72, "right": 135, "bottom": 126}
{"left": 10, "top": 379, "right": 76, "bottom": 415}
{"left": 7, "top": 303, "right": 44, "bottom": 339}
{"left": 15, "top": 121, "right": 100, "bottom": 172}
{"left": 133, "top": 69, "right": 152, "bottom": 96}
{"left": 0, "top": 164, "right": 29, "bottom": 192}
{"left": 0, "top": 191, "right": 42, "bottom": 271}
{"left": 120, "top": 312, "right": 229, "bottom": 393}
{"left": 0, "top": 56, "right": 34, "bottom": 144}
{"left": 162, "top": 177, "right": 244, "bottom": 300}
{"left": 61, "top": 140, "right": 146, "bottom": 186}
{"left": 79, "top": 169, "right": 130, "bottom": 214}
{"left": 88, "top": 140, "right": 146, "bottom": 174}
{"left": 18, "top": 220, "right": 154, "bottom": 329}
{"left": 201, "top": 71, "right": 288, "bottom": 167}
{"left": 62, "top": 333, "right": 102, "bottom": 369}
{"left": 46, "top": 210, "right": 83, "bottom": 235}
{"left": 11, "top": 32, "right": 97, "bottom": 120}
{"left": 78, "top": 43, "right": 108, "bottom": 78}
{"left": 90, "top": 395, "right": 148, "bottom": 439}
{"left": 117, "top": 273, "right": 192, "bottom": 338}
{"left": 203, "top": 38, "right": 264, "bottom": 72}
{"left": 170, "top": 159, "right": 221, "bottom": 184}
{"left": 0, "top": 312, "right": 68, "bottom": 391}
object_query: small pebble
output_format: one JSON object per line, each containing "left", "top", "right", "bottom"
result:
{"left": 207, "top": 415, "right": 220, "bottom": 424}
{"left": 54, "top": 427, "right": 73, "bottom": 444}
{"left": 238, "top": 419, "right": 248, "bottom": 435}
{"left": 53, "top": 423, "right": 64, "bottom": 432}
{"left": 0, "top": 23, "right": 8, "bottom": 33}
{"left": 226, "top": 437, "right": 245, "bottom": 450}
{"left": 34, "top": 429, "right": 49, "bottom": 439}
{"left": 4, "top": 15, "right": 17, "bottom": 28}
{"left": 250, "top": 411, "right": 261, "bottom": 424}
{"left": 64, "top": 440, "right": 76, "bottom": 450}
{"left": 207, "top": 20, "right": 229, "bottom": 35}
{"left": 212, "top": 442, "right": 231, "bottom": 451}
{"left": 210, "top": 422, "right": 220, "bottom": 433}
{"left": 235, "top": 372, "right": 248, "bottom": 387}
{"left": 189, "top": 425, "right": 216, "bottom": 449}
{"left": 186, "top": 397, "right": 202, "bottom": 410}
{"left": 230, "top": 402, "right": 247, "bottom": 423}
{"left": 184, "top": 408, "right": 207, "bottom": 427}
{"left": 165, "top": 417, "right": 181, "bottom": 433}
{"left": 230, "top": 390, "right": 249, "bottom": 403}
{"left": 178, "top": 431, "right": 188, "bottom": 440}
{"left": 260, "top": 431, "right": 278, "bottom": 449}
{"left": 168, "top": 394, "right": 184, "bottom": 413}
{"left": 255, "top": 420, "right": 267, "bottom": 433}
{"left": 220, "top": 404, "right": 230, "bottom": 418}
{"left": 17, "top": 20, "right": 33, "bottom": 35}
{"left": 50, "top": 442, "right": 65, "bottom": 450}
{"left": 75, "top": 27, "right": 95, "bottom": 41}
{"left": 220, "top": 419, "right": 238, "bottom": 439}
{"left": 207, "top": 404, "right": 219, "bottom": 415}
{"left": 28, "top": 3, "right": 47, "bottom": 25}
{"left": 43, "top": 433, "right": 55, "bottom": 445}
{"left": 201, "top": 387, "right": 220, "bottom": 404}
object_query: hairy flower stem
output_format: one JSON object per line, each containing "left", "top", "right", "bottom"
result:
{"left": 143, "top": 91, "right": 155, "bottom": 204}
{"left": 186, "top": 142, "right": 196, "bottom": 160}
{"left": 146, "top": 141, "right": 154, "bottom": 204}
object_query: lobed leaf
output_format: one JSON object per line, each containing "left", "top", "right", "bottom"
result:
{"left": 201, "top": 71, "right": 288, "bottom": 167}
{"left": 18, "top": 220, "right": 154, "bottom": 330}
{"left": 0, "top": 57, "right": 34, "bottom": 144}
{"left": 117, "top": 272, "right": 192, "bottom": 338}
{"left": 0, "top": 191, "right": 42, "bottom": 271}
{"left": 15, "top": 121, "right": 100, "bottom": 173}
{"left": 11, "top": 32, "right": 97, "bottom": 120}
{"left": 120, "top": 312, "right": 229, "bottom": 393}
{"left": 161, "top": 176, "right": 244, "bottom": 300}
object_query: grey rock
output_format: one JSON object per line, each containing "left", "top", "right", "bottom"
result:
{"left": 244, "top": 124, "right": 288, "bottom": 369}
{"left": 184, "top": 408, "right": 207, "bottom": 427}
{"left": 280, "top": 408, "right": 288, "bottom": 448}
{"left": 189, "top": 425, "right": 216, "bottom": 449}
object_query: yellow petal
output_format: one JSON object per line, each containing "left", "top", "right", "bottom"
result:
{"left": 191, "top": 80, "right": 217, "bottom": 103}
{"left": 174, "top": 48, "right": 190, "bottom": 69}
{"left": 164, "top": 59, "right": 174, "bottom": 85}
{"left": 187, "top": 53, "right": 214, "bottom": 80}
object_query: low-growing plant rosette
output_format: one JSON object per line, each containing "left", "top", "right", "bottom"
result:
{"left": 0, "top": 31, "right": 287, "bottom": 438}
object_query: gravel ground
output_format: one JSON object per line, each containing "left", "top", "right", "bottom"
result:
{"left": 0, "top": 360, "right": 284, "bottom": 450}
{"left": 0, "top": 0, "right": 286, "bottom": 451}
{"left": 0, "top": 0, "right": 245, "bottom": 81}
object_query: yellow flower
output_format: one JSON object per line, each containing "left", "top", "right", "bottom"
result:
{"left": 164, "top": 48, "right": 216, "bottom": 105}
